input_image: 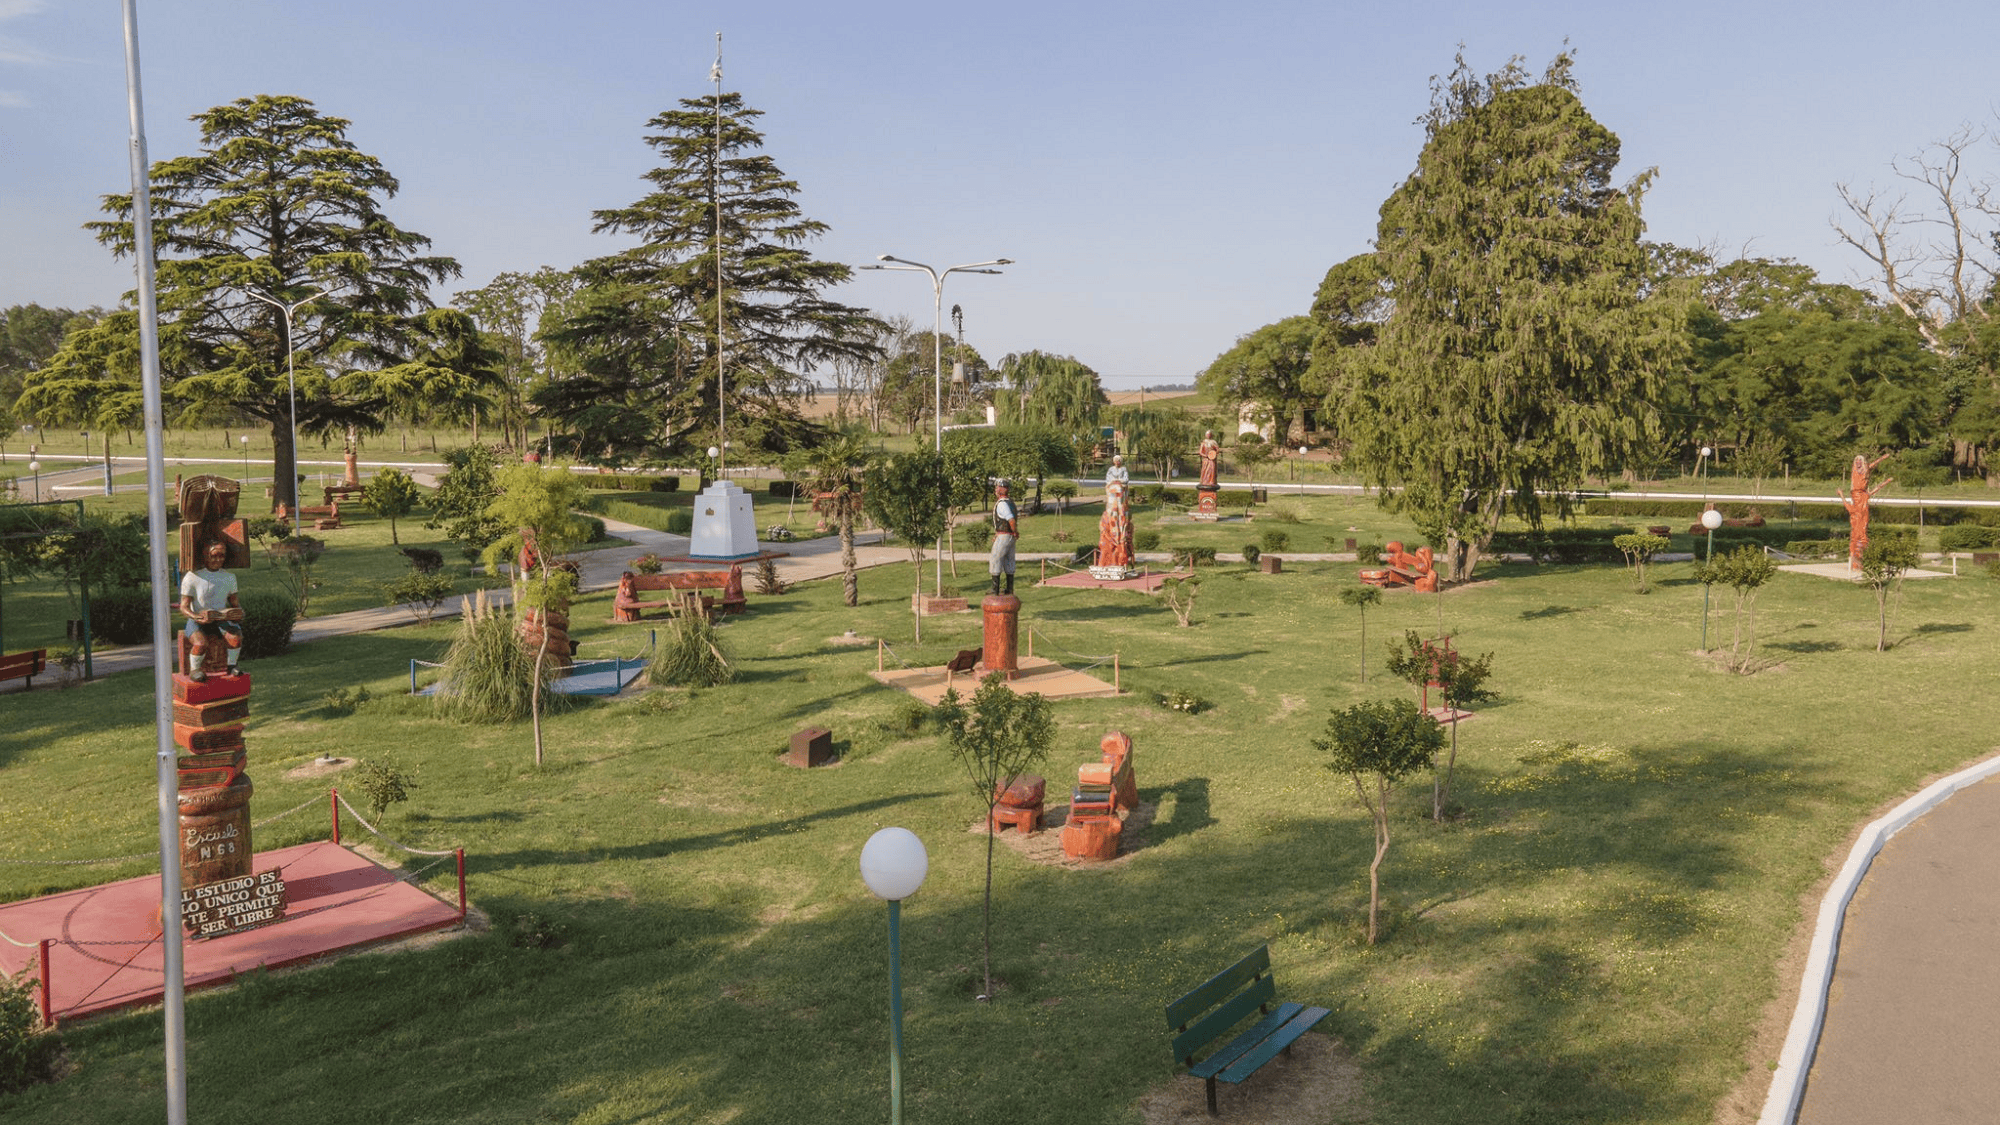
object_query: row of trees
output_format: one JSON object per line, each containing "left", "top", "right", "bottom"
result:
{"left": 1201, "top": 49, "right": 2000, "bottom": 582}
{"left": 8, "top": 91, "right": 1116, "bottom": 514}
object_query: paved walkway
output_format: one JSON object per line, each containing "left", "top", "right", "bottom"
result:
{"left": 1792, "top": 772, "right": 2000, "bottom": 1124}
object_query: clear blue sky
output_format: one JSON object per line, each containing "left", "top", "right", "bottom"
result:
{"left": 5, "top": 0, "right": 1999, "bottom": 389}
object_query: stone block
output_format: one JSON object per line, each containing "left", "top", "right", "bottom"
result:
{"left": 1260, "top": 555, "right": 1282, "bottom": 574}
{"left": 787, "top": 726, "right": 833, "bottom": 768}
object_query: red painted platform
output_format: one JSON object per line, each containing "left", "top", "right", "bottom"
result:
{"left": 0, "top": 841, "right": 463, "bottom": 1023}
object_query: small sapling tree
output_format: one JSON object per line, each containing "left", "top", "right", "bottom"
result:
{"left": 361, "top": 467, "right": 423, "bottom": 545}
{"left": 481, "top": 462, "right": 589, "bottom": 766}
{"left": 1613, "top": 531, "right": 1670, "bottom": 593}
{"left": 863, "top": 450, "right": 949, "bottom": 641}
{"left": 1313, "top": 697, "right": 1444, "bottom": 945}
{"left": 1338, "top": 585, "right": 1383, "bottom": 682}
{"left": 934, "top": 673, "right": 1055, "bottom": 1001}
{"left": 1702, "top": 546, "right": 1779, "bottom": 673}
{"left": 1162, "top": 573, "right": 1201, "bottom": 626}
{"left": 1860, "top": 535, "right": 1922, "bottom": 652}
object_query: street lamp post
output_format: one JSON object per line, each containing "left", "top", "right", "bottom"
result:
{"left": 240, "top": 434, "right": 250, "bottom": 483}
{"left": 860, "top": 255, "right": 1011, "bottom": 595}
{"left": 28, "top": 459, "right": 40, "bottom": 503}
{"left": 860, "top": 828, "right": 930, "bottom": 1125}
{"left": 246, "top": 289, "right": 319, "bottom": 516}
{"left": 1699, "top": 507, "right": 1723, "bottom": 651}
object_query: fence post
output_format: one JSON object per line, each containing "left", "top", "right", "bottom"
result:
{"left": 1114, "top": 652, "right": 1120, "bottom": 693}
{"left": 455, "top": 849, "right": 467, "bottom": 923}
{"left": 38, "top": 938, "right": 52, "bottom": 1027}
{"left": 330, "top": 788, "right": 341, "bottom": 846}
{"left": 877, "top": 638, "right": 884, "bottom": 674}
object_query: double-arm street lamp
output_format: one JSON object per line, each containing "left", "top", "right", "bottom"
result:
{"left": 246, "top": 289, "right": 319, "bottom": 516}
{"left": 860, "top": 255, "right": 1011, "bottom": 594}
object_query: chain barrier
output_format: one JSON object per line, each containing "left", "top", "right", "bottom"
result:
{"left": 0, "top": 926, "right": 37, "bottom": 948}
{"left": 333, "top": 793, "right": 460, "bottom": 857}
{"left": 1026, "top": 626, "right": 1115, "bottom": 667}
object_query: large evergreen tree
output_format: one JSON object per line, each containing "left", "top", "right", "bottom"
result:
{"left": 1331, "top": 52, "right": 1687, "bottom": 580}
{"left": 540, "top": 93, "right": 883, "bottom": 464}
{"left": 23, "top": 95, "right": 458, "bottom": 514}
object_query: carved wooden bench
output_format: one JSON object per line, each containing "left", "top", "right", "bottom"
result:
{"left": 1166, "top": 945, "right": 1330, "bottom": 1115}
{"left": 0, "top": 648, "right": 48, "bottom": 689}
{"left": 613, "top": 567, "right": 746, "bottom": 623}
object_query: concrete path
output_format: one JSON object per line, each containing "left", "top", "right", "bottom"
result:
{"left": 1793, "top": 773, "right": 2000, "bottom": 1124}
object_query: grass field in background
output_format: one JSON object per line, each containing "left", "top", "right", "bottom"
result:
{"left": 4, "top": 483, "right": 1999, "bottom": 1122}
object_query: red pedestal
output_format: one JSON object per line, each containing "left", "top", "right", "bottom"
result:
{"left": 1196, "top": 488, "right": 1219, "bottom": 516}
{"left": 981, "top": 594, "right": 1021, "bottom": 677}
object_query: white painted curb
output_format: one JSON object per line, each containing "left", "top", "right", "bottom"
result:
{"left": 1758, "top": 751, "right": 2000, "bottom": 1124}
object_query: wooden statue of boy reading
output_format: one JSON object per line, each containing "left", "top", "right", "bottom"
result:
{"left": 180, "top": 540, "right": 245, "bottom": 681}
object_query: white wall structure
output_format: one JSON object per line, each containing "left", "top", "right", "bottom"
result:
{"left": 688, "top": 480, "right": 760, "bottom": 561}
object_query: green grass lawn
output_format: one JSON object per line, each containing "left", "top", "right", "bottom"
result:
{"left": 5, "top": 521, "right": 1998, "bottom": 1122}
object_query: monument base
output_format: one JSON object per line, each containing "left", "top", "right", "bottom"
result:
{"left": 981, "top": 594, "right": 1021, "bottom": 677}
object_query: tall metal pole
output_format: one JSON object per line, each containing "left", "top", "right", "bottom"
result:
{"left": 887, "top": 898, "right": 905, "bottom": 1125}
{"left": 246, "top": 291, "right": 314, "bottom": 516}
{"left": 861, "top": 256, "right": 1011, "bottom": 597}
{"left": 119, "top": 3, "right": 187, "bottom": 1120}
{"left": 711, "top": 32, "right": 725, "bottom": 478}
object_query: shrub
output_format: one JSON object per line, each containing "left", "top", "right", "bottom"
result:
{"left": 764, "top": 524, "right": 795, "bottom": 542}
{"left": 579, "top": 515, "right": 608, "bottom": 543}
{"left": 1134, "top": 529, "right": 1163, "bottom": 552}
{"left": 90, "top": 586, "right": 153, "bottom": 645}
{"left": 958, "top": 522, "right": 993, "bottom": 551}
{"left": 1939, "top": 525, "right": 1999, "bottom": 552}
{"left": 399, "top": 547, "right": 445, "bottom": 574}
{"left": 1260, "top": 529, "right": 1291, "bottom": 553}
{"left": 1216, "top": 489, "right": 1254, "bottom": 510}
{"left": 351, "top": 758, "right": 414, "bottom": 820}
{"left": 0, "top": 969, "right": 62, "bottom": 1094}
{"left": 882, "top": 698, "right": 933, "bottom": 735}
{"left": 1158, "top": 688, "right": 1210, "bottom": 714}
{"left": 510, "top": 911, "right": 570, "bottom": 950}
{"left": 1784, "top": 539, "right": 1846, "bottom": 560}
{"left": 648, "top": 476, "right": 681, "bottom": 492}
{"left": 1174, "top": 545, "right": 1218, "bottom": 568}
{"left": 631, "top": 552, "right": 665, "bottom": 575}
{"left": 238, "top": 592, "right": 299, "bottom": 658}
{"left": 435, "top": 592, "right": 555, "bottom": 723}
{"left": 1263, "top": 503, "right": 1302, "bottom": 523}
{"left": 768, "top": 480, "right": 800, "bottom": 498}
{"left": 1242, "top": 544, "right": 1261, "bottom": 564}
{"left": 754, "top": 558, "right": 789, "bottom": 595}
{"left": 665, "top": 509, "right": 693, "bottom": 535}
{"left": 383, "top": 571, "right": 456, "bottom": 625}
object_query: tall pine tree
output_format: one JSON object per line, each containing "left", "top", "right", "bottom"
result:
{"left": 541, "top": 93, "right": 882, "bottom": 464}
{"left": 1333, "top": 52, "right": 1687, "bottom": 581}
{"left": 25, "top": 95, "right": 458, "bottom": 515}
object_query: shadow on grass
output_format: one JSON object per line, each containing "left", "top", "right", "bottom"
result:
{"left": 1139, "top": 777, "right": 1214, "bottom": 846}
{"left": 1914, "top": 622, "right": 1973, "bottom": 635}
{"left": 1520, "top": 605, "right": 1586, "bottom": 620}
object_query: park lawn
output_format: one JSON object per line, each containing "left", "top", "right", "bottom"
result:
{"left": 3, "top": 543, "right": 1997, "bottom": 1123}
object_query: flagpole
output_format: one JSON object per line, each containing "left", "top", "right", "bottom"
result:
{"left": 712, "top": 32, "right": 725, "bottom": 478}
{"left": 119, "top": 3, "right": 189, "bottom": 1122}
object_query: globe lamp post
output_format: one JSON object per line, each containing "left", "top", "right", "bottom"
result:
{"left": 240, "top": 434, "right": 250, "bottom": 483}
{"left": 28, "top": 459, "right": 40, "bottom": 503}
{"left": 860, "top": 827, "right": 929, "bottom": 1125}
{"left": 1700, "top": 507, "right": 1724, "bottom": 651}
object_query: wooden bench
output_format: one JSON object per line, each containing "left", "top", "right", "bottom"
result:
{"left": 0, "top": 648, "right": 48, "bottom": 689}
{"left": 1166, "top": 945, "right": 1329, "bottom": 1115}
{"left": 613, "top": 567, "right": 745, "bottom": 623}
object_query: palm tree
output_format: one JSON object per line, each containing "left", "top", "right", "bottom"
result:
{"left": 794, "top": 433, "right": 875, "bottom": 606}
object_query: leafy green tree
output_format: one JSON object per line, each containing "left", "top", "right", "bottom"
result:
{"left": 993, "top": 351, "right": 1107, "bottom": 436}
{"left": 863, "top": 449, "right": 949, "bottom": 640}
{"left": 1860, "top": 535, "right": 1923, "bottom": 651}
{"left": 1384, "top": 630, "right": 1495, "bottom": 820}
{"left": 26, "top": 95, "right": 458, "bottom": 516}
{"left": 1130, "top": 412, "right": 1195, "bottom": 484}
{"left": 1313, "top": 697, "right": 1444, "bottom": 945}
{"left": 1700, "top": 546, "right": 1780, "bottom": 673}
{"left": 1613, "top": 532, "right": 1670, "bottom": 593}
{"left": 482, "top": 461, "right": 590, "bottom": 767}
{"left": 453, "top": 267, "right": 580, "bottom": 450}
{"left": 1306, "top": 253, "right": 1390, "bottom": 416}
{"left": 0, "top": 304, "right": 97, "bottom": 418}
{"left": 934, "top": 673, "right": 1055, "bottom": 1001}
{"left": 361, "top": 467, "right": 424, "bottom": 545}
{"left": 1331, "top": 52, "right": 1686, "bottom": 581}
{"left": 540, "top": 92, "right": 883, "bottom": 465}
{"left": 877, "top": 332, "right": 989, "bottom": 434}
{"left": 1201, "top": 316, "right": 1317, "bottom": 444}
{"left": 1337, "top": 585, "right": 1382, "bottom": 682}
{"left": 787, "top": 433, "right": 876, "bottom": 606}
{"left": 426, "top": 446, "right": 511, "bottom": 561}
{"left": 372, "top": 308, "right": 507, "bottom": 453}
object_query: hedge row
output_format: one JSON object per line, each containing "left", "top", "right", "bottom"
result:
{"left": 1584, "top": 496, "right": 2000, "bottom": 526}
{"left": 587, "top": 474, "right": 683, "bottom": 493}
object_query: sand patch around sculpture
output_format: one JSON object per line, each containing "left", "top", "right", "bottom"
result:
{"left": 1133, "top": 1031, "right": 1373, "bottom": 1123}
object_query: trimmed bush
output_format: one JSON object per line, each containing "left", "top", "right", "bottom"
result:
{"left": 1134, "top": 529, "right": 1162, "bottom": 552}
{"left": 239, "top": 592, "right": 299, "bottom": 658}
{"left": 1242, "top": 544, "right": 1261, "bottom": 564}
{"left": 958, "top": 522, "right": 993, "bottom": 551}
{"left": 665, "top": 509, "right": 693, "bottom": 535}
{"left": 648, "top": 476, "right": 681, "bottom": 492}
{"left": 399, "top": 547, "right": 445, "bottom": 574}
{"left": 90, "top": 587, "right": 153, "bottom": 645}
{"left": 1174, "top": 545, "right": 1218, "bottom": 568}
{"left": 1939, "top": 525, "right": 1999, "bottom": 551}
{"left": 1784, "top": 540, "right": 1847, "bottom": 560}
{"left": 768, "top": 480, "right": 800, "bottom": 498}
{"left": 1216, "top": 489, "right": 1254, "bottom": 510}
{"left": 579, "top": 515, "right": 608, "bottom": 543}
{"left": 1260, "top": 529, "right": 1290, "bottom": 553}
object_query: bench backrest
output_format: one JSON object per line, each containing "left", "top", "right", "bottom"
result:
{"left": 624, "top": 571, "right": 731, "bottom": 592}
{"left": 0, "top": 649, "right": 48, "bottom": 676}
{"left": 1166, "top": 945, "right": 1277, "bottom": 1064}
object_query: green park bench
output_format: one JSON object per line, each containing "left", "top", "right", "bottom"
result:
{"left": 1165, "top": 944, "right": 1329, "bottom": 1115}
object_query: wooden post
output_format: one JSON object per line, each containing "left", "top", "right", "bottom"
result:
{"left": 1114, "top": 652, "right": 1121, "bottom": 692}
{"left": 37, "top": 938, "right": 52, "bottom": 1027}
{"left": 878, "top": 638, "right": 884, "bottom": 673}
{"left": 330, "top": 788, "right": 340, "bottom": 846}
